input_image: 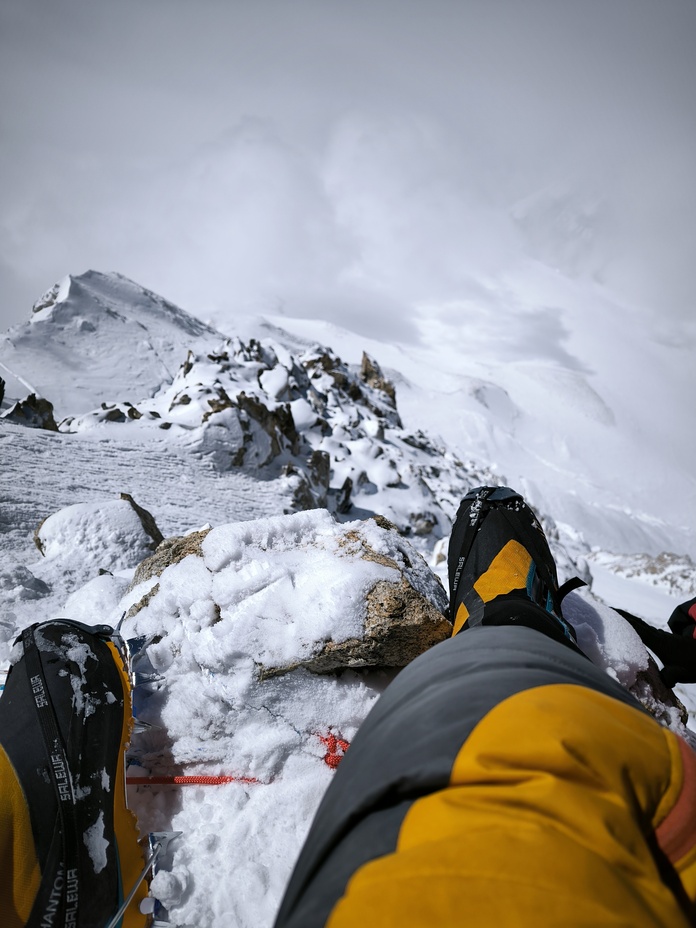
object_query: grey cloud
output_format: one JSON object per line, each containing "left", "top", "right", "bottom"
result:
{"left": 1, "top": 0, "right": 694, "bottom": 333}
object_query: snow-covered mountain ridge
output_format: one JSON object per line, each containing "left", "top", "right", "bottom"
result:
{"left": 0, "top": 270, "right": 221, "bottom": 418}
{"left": 2, "top": 271, "right": 497, "bottom": 556}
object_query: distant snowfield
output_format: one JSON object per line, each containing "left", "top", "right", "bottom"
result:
{"left": 262, "top": 258, "right": 696, "bottom": 560}
{"left": 1, "top": 269, "right": 695, "bottom": 927}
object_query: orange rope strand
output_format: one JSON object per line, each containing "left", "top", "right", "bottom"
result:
{"left": 127, "top": 775, "right": 259, "bottom": 786}
{"left": 126, "top": 732, "right": 351, "bottom": 786}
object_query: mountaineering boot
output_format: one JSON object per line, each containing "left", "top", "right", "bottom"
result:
{"left": 448, "top": 486, "right": 581, "bottom": 648}
{"left": 0, "top": 620, "right": 150, "bottom": 928}
{"left": 617, "top": 596, "right": 696, "bottom": 688}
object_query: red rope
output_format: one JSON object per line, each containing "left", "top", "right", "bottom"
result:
{"left": 126, "top": 732, "right": 351, "bottom": 786}
{"left": 127, "top": 775, "right": 259, "bottom": 786}
{"left": 317, "top": 732, "right": 350, "bottom": 769}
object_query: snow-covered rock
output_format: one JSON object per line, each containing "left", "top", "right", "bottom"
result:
{"left": 115, "top": 509, "right": 449, "bottom": 927}
{"left": 1, "top": 393, "right": 58, "bottom": 430}
{"left": 57, "top": 326, "right": 495, "bottom": 548}
{"left": 564, "top": 588, "right": 688, "bottom": 734}
{"left": 123, "top": 510, "right": 449, "bottom": 678}
{"left": 61, "top": 573, "right": 132, "bottom": 627}
{"left": 35, "top": 496, "right": 163, "bottom": 581}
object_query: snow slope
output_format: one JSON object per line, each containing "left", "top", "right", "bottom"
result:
{"left": 264, "top": 256, "right": 696, "bottom": 561}
{"left": 0, "top": 271, "right": 223, "bottom": 418}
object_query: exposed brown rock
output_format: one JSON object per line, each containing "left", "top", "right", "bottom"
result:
{"left": 2, "top": 394, "right": 58, "bottom": 431}
{"left": 128, "top": 527, "right": 212, "bottom": 592}
{"left": 236, "top": 392, "right": 300, "bottom": 457}
{"left": 125, "top": 581, "right": 161, "bottom": 620}
{"left": 360, "top": 352, "right": 397, "bottom": 406}
{"left": 370, "top": 514, "right": 401, "bottom": 533}
{"left": 261, "top": 523, "right": 451, "bottom": 677}
{"left": 126, "top": 515, "right": 450, "bottom": 677}
{"left": 169, "top": 393, "right": 191, "bottom": 409}
{"left": 629, "top": 657, "right": 689, "bottom": 727}
{"left": 261, "top": 573, "right": 450, "bottom": 678}
{"left": 283, "top": 463, "right": 317, "bottom": 511}
{"left": 33, "top": 517, "right": 48, "bottom": 555}
{"left": 357, "top": 353, "right": 402, "bottom": 427}
{"left": 120, "top": 493, "right": 164, "bottom": 550}
{"left": 308, "top": 449, "right": 330, "bottom": 490}
{"left": 181, "top": 349, "right": 195, "bottom": 377}
{"left": 284, "top": 449, "right": 331, "bottom": 510}
{"left": 202, "top": 386, "right": 235, "bottom": 422}
{"left": 335, "top": 477, "right": 353, "bottom": 514}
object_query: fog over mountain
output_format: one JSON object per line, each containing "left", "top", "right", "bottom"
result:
{"left": 1, "top": 0, "right": 695, "bottom": 337}
{"left": 2, "top": 2, "right": 695, "bottom": 552}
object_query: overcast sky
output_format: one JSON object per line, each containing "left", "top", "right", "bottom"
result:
{"left": 1, "top": 0, "right": 694, "bottom": 335}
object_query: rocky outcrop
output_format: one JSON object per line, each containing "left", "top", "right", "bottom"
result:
{"left": 630, "top": 659, "right": 688, "bottom": 727}
{"left": 2, "top": 394, "right": 58, "bottom": 431}
{"left": 260, "top": 519, "right": 451, "bottom": 676}
{"left": 125, "top": 526, "right": 212, "bottom": 619}
{"left": 233, "top": 392, "right": 301, "bottom": 466}
{"left": 128, "top": 527, "right": 212, "bottom": 591}
{"left": 360, "top": 352, "right": 398, "bottom": 408}
{"left": 32, "top": 496, "right": 165, "bottom": 589}
{"left": 278, "top": 571, "right": 450, "bottom": 677}
{"left": 283, "top": 449, "right": 331, "bottom": 511}
{"left": 32, "top": 279, "right": 63, "bottom": 314}
{"left": 120, "top": 493, "right": 164, "bottom": 550}
{"left": 54, "top": 329, "right": 493, "bottom": 538}
{"left": 589, "top": 550, "right": 696, "bottom": 596}
{"left": 564, "top": 588, "right": 692, "bottom": 737}
{"left": 124, "top": 512, "right": 451, "bottom": 678}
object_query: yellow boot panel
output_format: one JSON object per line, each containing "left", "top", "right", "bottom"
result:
{"left": 452, "top": 540, "right": 532, "bottom": 635}
{"left": 0, "top": 744, "right": 41, "bottom": 928}
{"left": 474, "top": 539, "right": 532, "bottom": 603}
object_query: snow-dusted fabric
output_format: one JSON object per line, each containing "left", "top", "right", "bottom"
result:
{"left": 275, "top": 627, "right": 696, "bottom": 928}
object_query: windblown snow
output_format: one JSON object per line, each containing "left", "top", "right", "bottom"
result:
{"left": 1, "top": 270, "right": 695, "bottom": 927}
{"left": 84, "top": 811, "right": 110, "bottom": 875}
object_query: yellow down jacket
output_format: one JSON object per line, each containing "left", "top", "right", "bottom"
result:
{"left": 274, "top": 626, "right": 696, "bottom": 928}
